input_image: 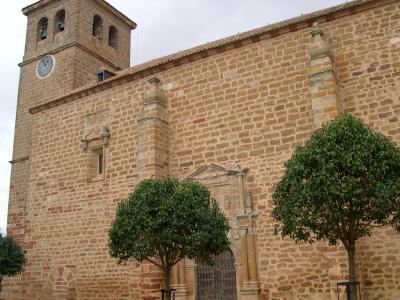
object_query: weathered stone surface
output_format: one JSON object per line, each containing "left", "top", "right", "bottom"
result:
{"left": 5, "top": 0, "right": 400, "bottom": 299}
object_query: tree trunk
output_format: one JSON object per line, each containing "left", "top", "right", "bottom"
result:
{"left": 164, "top": 266, "right": 172, "bottom": 300}
{"left": 0, "top": 275, "right": 3, "bottom": 294}
{"left": 347, "top": 246, "right": 358, "bottom": 300}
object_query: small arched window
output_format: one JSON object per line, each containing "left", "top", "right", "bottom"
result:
{"left": 92, "top": 15, "right": 103, "bottom": 39}
{"left": 55, "top": 10, "right": 66, "bottom": 33}
{"left": 37, "top": 17, "right": 48, "bottom": 41}
{"left": 108, "top": 26, "right": 118, "bottom": 48}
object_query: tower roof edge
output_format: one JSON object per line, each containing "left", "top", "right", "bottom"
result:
{"left": 22, "top": 0, "right": 137, "bottom": 29}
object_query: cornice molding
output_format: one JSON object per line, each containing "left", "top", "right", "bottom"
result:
{"left": 19, "top": 41, "right": 122, "bottom": 71}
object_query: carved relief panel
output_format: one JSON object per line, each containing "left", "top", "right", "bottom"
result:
{"left": 80, "top": 109, "right": 111, "bottom": 151}
{"left": 186, "top": 164, "right": 250, "bottom": 218}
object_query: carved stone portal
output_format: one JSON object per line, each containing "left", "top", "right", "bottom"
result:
{"left": 174, "top": 164, "right": 260, "bottom": 300}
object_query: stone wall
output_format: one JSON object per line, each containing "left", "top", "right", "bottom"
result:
{"left": 4, "top": 0, "right": 400, "bottom": 299}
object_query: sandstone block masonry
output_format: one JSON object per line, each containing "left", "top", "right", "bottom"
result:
{"left": 4, "top": 0, "right": 400, "bottom": 299}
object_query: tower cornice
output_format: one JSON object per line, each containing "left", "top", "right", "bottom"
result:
{"left": 18, "top": 41, "right": 122, "bottom": 71}
{"left": 22, "top": 0, "right": 136, "bottom": 29}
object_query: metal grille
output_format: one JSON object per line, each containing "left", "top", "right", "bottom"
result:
{"left": 197, "top": 250, "right": 237, "bottom": 300}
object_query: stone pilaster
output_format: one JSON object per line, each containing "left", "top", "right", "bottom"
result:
{"left": 247, "top": 233, "right": 258, "bottom": 283}
{"left": 172, "top": 260, "right": 189, "bottom": 300}
{"left": 308, "top": 22, "right": 341, "bottom": 129}
{"left": 240, "top": 226, "right": 261, "bottom": 300}
{"left": 240, "top": 228, "right": 249, "bottom": 284}
{"left": 308, "top": 23, "right": 354, "bottom": 300}
{"left": 137, "top": 77, "right": 169, "bottom": 180}
{"left": 137, "top": 77, "right": 169, "bottom": 299}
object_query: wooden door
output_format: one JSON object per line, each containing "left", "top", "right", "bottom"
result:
{"left": 197, "top": 250, "right": 237, "bottom": 300}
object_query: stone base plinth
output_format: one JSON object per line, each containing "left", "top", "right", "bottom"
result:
{"left": 172, "top": 284, "right": 189, "bottom": 300}
{"left": 240, "top": 281, "right": 261, "bottom": 300}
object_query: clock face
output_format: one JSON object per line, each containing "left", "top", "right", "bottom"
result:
{"left": 37, "top": 55, "right": 54, "bottom": 77}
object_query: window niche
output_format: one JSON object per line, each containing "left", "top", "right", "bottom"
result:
{"left": 80, "top": 110, "right": 111, "bottom": 183}
{"left": 55, "top": 10, "right": 66, "bottom": 33}
{"left": 108, "top": 26, "right": 118, "bottom": 49}
{"left": 37, "top": 17, "right": 48, "bottom": 41}
{"left": 92, "top": 15, "right": 103, "bottom": 39}
{"left": 87, "top": 144, "right": 105, "bottom": 182}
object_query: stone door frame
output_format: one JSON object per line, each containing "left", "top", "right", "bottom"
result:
{"left": 172, "top": 164, "right": 261, "bottom": 300}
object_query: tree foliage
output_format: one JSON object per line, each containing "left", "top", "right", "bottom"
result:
{"left": 108, "top": 178, "right": 230, "bottom": 294}
{"left": 272, "top": 114, "right": 400, "bottom": 298}
{"left": 0, "top": 233, "right": 26, "bottom": 293}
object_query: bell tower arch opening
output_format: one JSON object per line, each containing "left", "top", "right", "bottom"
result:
{"left": 37, "top": 17, "right": 48, "bottom": 41}
{"left": 92, "top": 15, "right": 103, "bottom": 39}
{"left": 108, "top": 25, "right": 118, "bottom": 48}
{"left": 54, "top": 9, "right": 65, "bottom": 33}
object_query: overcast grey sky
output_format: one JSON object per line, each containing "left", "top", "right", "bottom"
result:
{"left": 0, "top": 0, "right": 346, "bottom": 234}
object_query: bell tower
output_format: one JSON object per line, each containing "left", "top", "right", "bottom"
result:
{"left": 7, "top": 0, "right": 135, "bottom": 245}
{"left": 20, "top": 0, "right": 136, "bottom": 97}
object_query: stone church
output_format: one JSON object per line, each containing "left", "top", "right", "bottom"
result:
{"left": 4, "top": 0, "right": 400, "bottom": 299}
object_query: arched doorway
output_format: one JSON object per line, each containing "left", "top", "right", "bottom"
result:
{"left": 197, "top": 249, "right": 237, "bottom": 300}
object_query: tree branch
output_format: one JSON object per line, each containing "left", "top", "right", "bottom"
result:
{"left": 146, "top": 258, "right": 162, "bottom": 268}
{"left": 360, "top": 222, "right": 388, "bottom": 229}
{"left": 155, "top": 242, "right": 166, "bottom": 270}
{"left": 172, "top": 257, "right": 182, "bottom": 267}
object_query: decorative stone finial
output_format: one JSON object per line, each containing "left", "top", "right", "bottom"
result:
{"left": 308, "top": 22, "right": 331, "bottom": 59}
{"left": 311, "top": 22, "right": 323, "bottom": 39}
{"left": 143, "top": 77, "right": 166, "bottom": 106}
{"left": 148, "top": 77, "right": 160, "bottom": 85}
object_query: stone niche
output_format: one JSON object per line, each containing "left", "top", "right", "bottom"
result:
{"left": 80, "top": 109, "right": 111, "bottom": 182}
{"left": 174, "top": 164, "right": 260, "bottom": 300}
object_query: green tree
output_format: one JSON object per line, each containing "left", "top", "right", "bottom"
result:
{"left": 109, "top": 178, "right": 230, "bottom": 300}
{"left": 0, "top": 233, "right": 26, "bottom": 294}
{"left": 272, "top": 114, "right": 400, "bottom": 300}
